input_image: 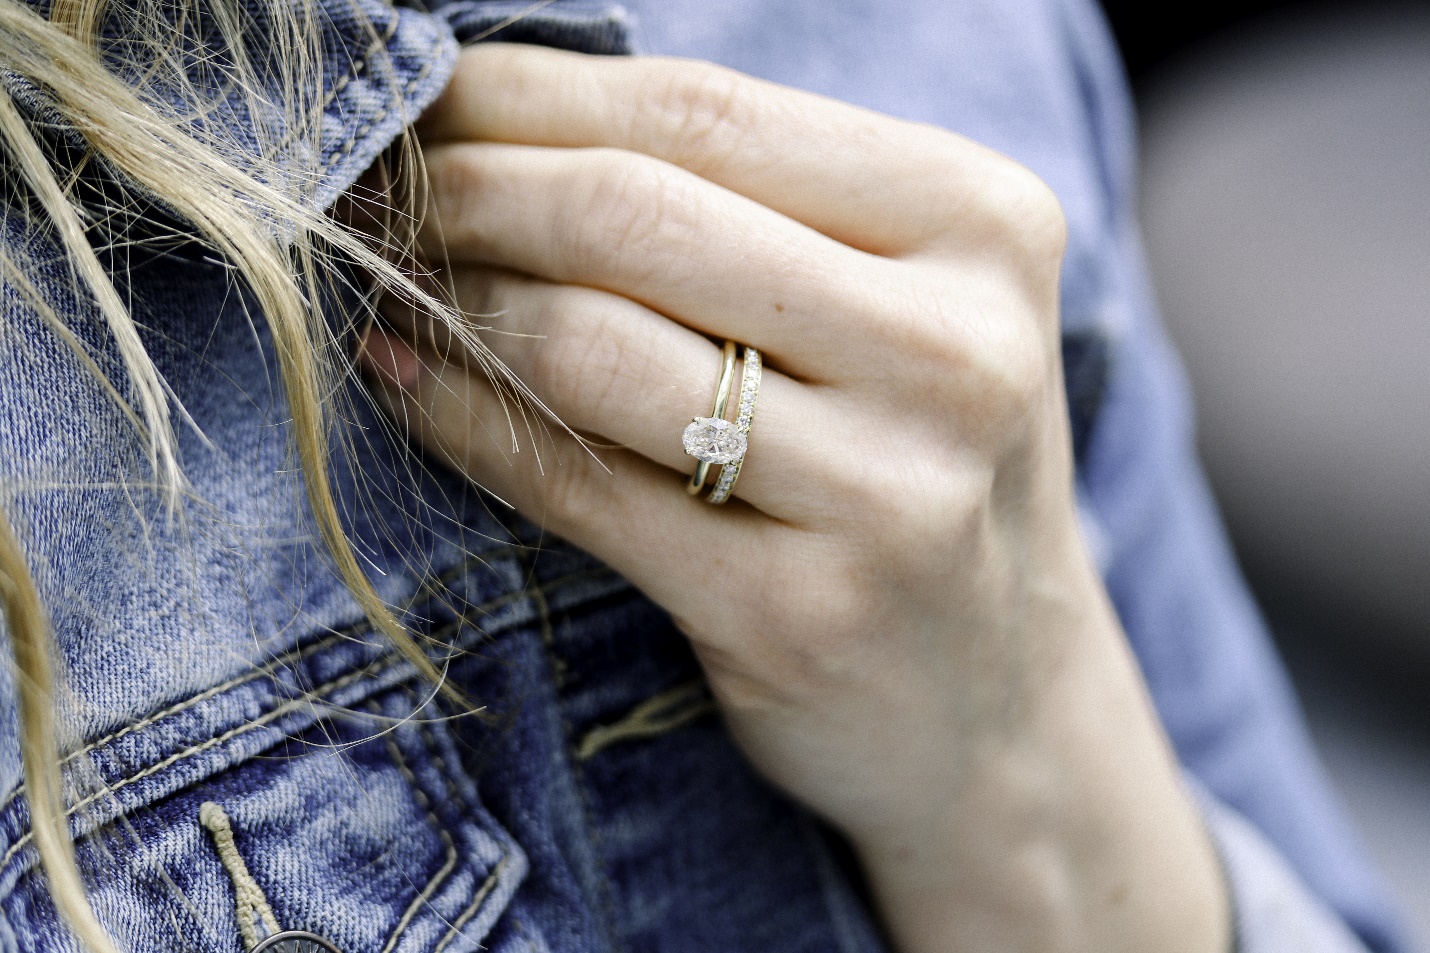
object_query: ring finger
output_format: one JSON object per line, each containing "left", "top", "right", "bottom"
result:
{"left": 378, "top": 266, "right": 832, "bottom": 518}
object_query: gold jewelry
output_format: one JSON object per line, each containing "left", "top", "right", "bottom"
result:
{"left": 683, "top": 340, "right": 739, "bottom": 494}
{"left": 706, "top": 346, "right": 761, "bottom": 505}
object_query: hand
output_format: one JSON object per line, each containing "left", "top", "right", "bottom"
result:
{"left": 357, "top": 44, "right": 1228, "bottom": 953}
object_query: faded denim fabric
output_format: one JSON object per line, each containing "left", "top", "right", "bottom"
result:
{"left": 0, "top": 1, "right": 1409, "bottom": 952}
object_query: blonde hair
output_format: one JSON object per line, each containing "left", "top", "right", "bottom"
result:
{"left": 0, "top": 0, "right": 513, "bottom": 947}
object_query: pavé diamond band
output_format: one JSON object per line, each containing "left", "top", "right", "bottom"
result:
{"left": 681, "top": 341, "right": 762, "bottom": 504}
{"left": 684, "top": 340, "right": 739, "bottom": 495}
{"left": 706, "top": 346, "right": 760, "bottom": 505}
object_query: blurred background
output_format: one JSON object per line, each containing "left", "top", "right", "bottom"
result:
{"left": 1100, "top": 0, "right": 1430, "bottom": 944}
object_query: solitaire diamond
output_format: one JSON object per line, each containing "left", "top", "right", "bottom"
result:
{"left": 682, "top": 416, "right": 747, "bottom": 465}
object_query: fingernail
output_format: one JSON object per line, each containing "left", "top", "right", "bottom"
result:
{"left": 357, "top": 329, "right": 421, "bottom": 392}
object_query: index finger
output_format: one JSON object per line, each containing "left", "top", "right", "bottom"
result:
{"left": 417, "top": 44, "right": 1019, "bottom": 257}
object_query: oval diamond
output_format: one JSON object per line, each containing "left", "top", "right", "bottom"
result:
{"left": 682, "top": 416, "right": 747, "bottom": 465}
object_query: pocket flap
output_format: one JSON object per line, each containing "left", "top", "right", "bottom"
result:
{"left": 0, "top": 574, "right": 539, "bottom": 953}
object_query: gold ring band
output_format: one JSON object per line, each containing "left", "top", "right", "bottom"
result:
{"left": 685, "top": 340, "right": 738, "bottom": 494}
{"left": 681, "top": 341, "right": 762, "bottom": 504}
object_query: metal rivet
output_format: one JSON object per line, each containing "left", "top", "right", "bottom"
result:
{"left": 250, "top": 931, "right": 344, "bottom": 953}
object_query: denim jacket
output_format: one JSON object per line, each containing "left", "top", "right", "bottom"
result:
{"left": 0, "top": 1, "right": 1409, "bottom": 952}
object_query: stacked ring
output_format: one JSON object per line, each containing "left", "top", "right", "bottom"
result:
{"left": 706, "top": 346, "right": 760, "bottom": 504}
{"left": 682, "top": 341, "right": 762, "bottom": 504}
{"left": 685, "top": 340, "right": 738, "bottom": 495}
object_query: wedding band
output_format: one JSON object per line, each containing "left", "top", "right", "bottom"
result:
{"left": 685, "top": 340, "right": 738, "bottom": 494}
{"left": 681, "top": 342, "right": 762, "bottom": 504}
{"left": 706, "top": 346, "right": 760, "bottom": 505}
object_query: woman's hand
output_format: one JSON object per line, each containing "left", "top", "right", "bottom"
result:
{"left": 358, "top": 44, "right": 1228, "bottom": 953}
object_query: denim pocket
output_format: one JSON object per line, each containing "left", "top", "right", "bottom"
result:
{"left": 0, "top": 562, "right": 536, "bottom": 953}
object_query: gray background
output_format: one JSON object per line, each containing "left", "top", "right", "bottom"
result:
{"left": 1133, "top": 4, "right": 1430, "bottom": 946}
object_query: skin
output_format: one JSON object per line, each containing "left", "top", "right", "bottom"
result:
{"left": 356, "top": 43, "right": 1230, "bottom": 953}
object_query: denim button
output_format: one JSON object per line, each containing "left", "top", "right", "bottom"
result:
{"left": 251, "top": 930, "right": 344, "bottom": 953}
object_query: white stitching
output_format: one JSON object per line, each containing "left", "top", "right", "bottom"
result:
{"left": 0, "top": 552, "right": 525, "bottom": 818}
{"left": 0, "top": 658, "right": 398, "bottom": 872}
{"left": 266, "top": 16, "right": 401, "bottom": 159}
{"left": 431, "top": 856, "right": 509, "bottom": 953}
{"left": 378, "top": 710, "right": 458, "bottom": 953}
{"left": 0, "top": 568, "right": 620, "bottom": 878}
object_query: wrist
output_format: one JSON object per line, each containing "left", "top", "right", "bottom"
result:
{"left": 851, "top": 584, "right": 1230, "bottom": 953}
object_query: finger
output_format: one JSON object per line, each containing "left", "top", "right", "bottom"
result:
{"left": 360, "top": 330, "right": 790, "bottom": 636}
{"left": 417, "top": 44, "right": 1028, "bottom": 256}
{"left": 418, "top": 141, "right": 900, "bottom": 376}
{"left": 377, "top": 267, "right": 825, "bottom": 517}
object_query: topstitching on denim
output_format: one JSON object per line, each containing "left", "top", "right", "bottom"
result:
{"left": 170, "top": 682, "right": 526, "bottom": 953}
{"left": 362, "top": 685, "right": 529, "bottom": 953}
{"left": 523, "top": 560, "right": 624, "bottom": 953}
{"left": 0, "top": 0, "right": 1398, "bottom": 947}
{"left": 366, "top": 691, "right": 519, "bottom": 953}
{"left": 0, "top": 547, "right": 526, "bottom": 821}
{"left": 398, "top": 707, "right": 515, "bottom": 953}
{"left": 0, "top": 564, "right": 612, "bottom": 891}
{"left": 0, "top": 657, "right": 406, "bottom": 878}
{"left": 572, "top": 679, "right": 716, "bottom": 761}
{"left": 430, "top": 857, "right": 511, "bottom": 953}
{"left": 377, "top": 713, "right": 459, "bottom": 953}
{"left": 265, "top": 16, "right": 400, "bottom": 160}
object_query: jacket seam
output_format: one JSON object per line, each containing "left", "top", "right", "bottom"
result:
{"left": 400, "top": 689, "right": 511, "bottom": 950}
{"left": 522, "top": 553, "right": 626, "bottom": 953}
{"left": 323, "top": 58, "right": 435, "bottom": 174}
{"left": 432, "top": 857, "right": 509, "bottom": 953}
{"left": 409, "top": 701, "right": 505, "bottom": 953}
{"left": 0, "top": 565, "right": 620, "bottom": 882}
{"left": 0, "top": 655, "right": 402, "bottom": 873}
{"left": 0, "top": 549, "right": 580, "bottom": 818}
{"left": 379, "top": 709, "right": 459, "bottom": 953}
{"left": 266, "top": 16, "right": 400, "bottom": 160}
{"left": 0, "top": 548, "right": 518, "bottom": 819}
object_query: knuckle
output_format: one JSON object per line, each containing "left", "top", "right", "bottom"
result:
{"left": 806, "top": 436, "right": 938, "bottom": 566}
{"left": 887, "top": 278, "right": 1052, "bottom": 435}
{"left": 979, "top": 163, "right": 1068, "bottom": 269}
{"left": 563, "top": 151, "right": 689, "bottom": 279}
{"left": 426, "top": 147, "right": 495, "bottom": 249}
{"left": 841, "top": 278, "right": 949, "bottom": 379}
{"left": 538, "top": 447, "right": 599, "bottom": 522}
{"left": 533, "top": 293, "right": 639, "bottom": 419}
{"left": 947, "top": 324, "right": 1050, "bottom": 450}
{"left": 650, "top": 61, "right": 756, "bottom": 163}
{"left": 849, "top": 466, "right": 955, "bottom": 563}
{"left": 843, "top": 451, "right": 993, "bottom": 581}
{"left": 819, "top": 450, "right": 892, "bottom": 526}
{"left": 969, "top": 320, "right": 1048, "bottom": 422}
{"left": 944, "top": 365, "right": 1052, "bottom": 459}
